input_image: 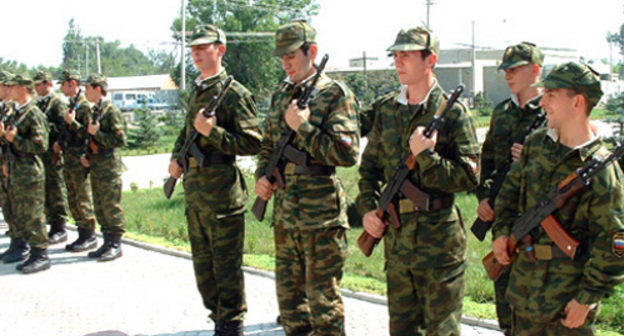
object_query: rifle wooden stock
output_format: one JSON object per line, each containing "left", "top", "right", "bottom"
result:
{"left": 163, "top": 176, "right": 177, "bottom": 199}
{"left": 483, "top": 235, "right": 519, "bottom": 281}
{"left": 357, "top": 207, "right": 392, "bottom": 257}
{"left": 251, "top": 168, "right": 285, "bottom": 221}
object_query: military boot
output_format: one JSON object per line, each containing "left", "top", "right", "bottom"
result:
{"left": 98, "top": 234, "right": 123, "bottom": 262}
{"left": 19, "top": 247, "right": 51, "bottom": 274}
{"left": 87, "top": 234, "right": 110, "bottom": 259}
{"left": 0, "top": 238, "right": 16, "bottom": 259}
{"left": 218, "top": 320, "right": 244, "bottom": 336}
{"left": 2, "top": 238, "right": 29, "bottom": 264}
{"left": 48, "top": 220, "right": 68, "bottom": 244}
{"left": 65, "top": 228, "right": 97, "bottom": 252}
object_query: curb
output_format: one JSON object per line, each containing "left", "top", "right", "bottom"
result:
{"left": 67, "top": 225, "right": 501, "bottom": 332}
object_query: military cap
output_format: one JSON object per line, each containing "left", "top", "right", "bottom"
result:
{"left": 5, "top": 73, "right": 33, "bottom": 87}
{"left": 387, "top": 27, "right": 439, "bottom": 55}
{"left": 86, "top": 73, "right": 108, "bottom": 90}
{"left": 58, "top": 69, "right": 81, "bottom": 84}
{"left": 532, "top": 62, "right": 603, "bottom": 106}
{"left": 498, "top": 42, "right": 544, "bottom": 70}
{"left": 0, "top": 70, "right": 14, "bottom": 85}
{"left": 33, "top": 70, "right": 52, "bottom": 84}
{"left": 273, "top": 20, "right": 316, "bottom": 57}
{"left": 189, "top": 24, "right": 226, "bottom": 47}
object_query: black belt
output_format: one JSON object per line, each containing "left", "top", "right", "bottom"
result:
{"left": 188, "top": 154, "right": 235, "bottom": 168}
{"left": 284, "top": 162, "right": 335, "bottom": 176}
{"left": 12, "top": 150, "right": 35, "bottom": 159}
{"left": 92, "top": 148, "right": 116, "bottom": 155}
{"left": 398, "top": 194, "right": 454, "bottom": 214}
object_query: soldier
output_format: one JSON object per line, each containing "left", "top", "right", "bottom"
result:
{"left": 492, "top": 62, "right": 624, "bottom": 335}
{"left": 33, "top": 70, "right": 70, "bottom": 245}
{"left": 0, "top": 73, "right": 50, "bottom": 273}
{"left": 255, "top": 21, "right": 359, "bottom": 336}
{"left": 0, "top": 71, "right": 22, "bottom": 262}
{"left": 356, "top": 27, "right": 480, "bottom": 335}
{"left": 56, "top": 70, "right": 98, "bottom": 252}
{"left": 73, "top": 73, "right": 126, "bottom": 261}
{"left": 168, "top": 24, "right": 262, "bottom": 336}
{"left": 474, "top": 42, "right": 545, "bottom": 336}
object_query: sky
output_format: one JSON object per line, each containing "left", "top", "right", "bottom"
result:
{"left": 1, "top": 0, "right": 623, "bottom": 70}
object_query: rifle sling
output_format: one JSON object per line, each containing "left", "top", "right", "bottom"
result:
{"left": 398, "top": 193, "right": 454, "bottom": 214}
{"left": 283, "top": 162, "right": 335, "bottom": 176}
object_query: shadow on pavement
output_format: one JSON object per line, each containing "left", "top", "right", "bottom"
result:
{"left": 84, "top": 331, "right": 130, "bottom": 336}
{"left": 137, "top": 322, "right": 284, "bottom": 336}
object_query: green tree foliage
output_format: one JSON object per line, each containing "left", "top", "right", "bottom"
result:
{"left": 127, "top": 107, "right": 162, "bottom": 149}
{"left": 170, "top": 0, "right": 319, "bottom": 101}
{"left": 331, "top": 69, "right": 399, "bottom": 107}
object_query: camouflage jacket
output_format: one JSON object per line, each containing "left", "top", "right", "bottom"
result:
{"left": 66, "top": 94, "right": 92, "bottom": 150}
{"left": 356, "top": 83, "right": 480, "bottom": 268}
{"left": 173, "top": 70, "right": 262, "bottom": 214}
{"left": 37, "top": 92, "right": 67, "bottom": 151}
{"left": 492, "top": 129, "right": 624, "bottom": 321}
{"left": 255, "top": 73, "right": 359, "bottom": 230}
{"left": 476, "top": 95, "right": 544, "bottom": 201}
{"left": 5, "top": 99, "right": 49, "bottom": 183}
{"left": 0, "top": 101, "right": 15, "bottom": 163}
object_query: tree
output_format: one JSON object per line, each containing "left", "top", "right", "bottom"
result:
{"left": 170, "top": 0, "right": 319, "bottom": 101}
{"left": 127, "top": 107, "right": 162, "bottom": 149}
{"left": 608, "top": 23, "right": 624, "bottom": 75}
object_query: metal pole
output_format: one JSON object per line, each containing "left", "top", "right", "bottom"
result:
{"left": 96, "top": 39, "right": 102, "bottom": 74}
{"left": 85, "top": 43, "right": 89, "bottom": 77}
{"left": 363, "top": 51, "right": 368, "bottom": 92}
{"left": 180, "top": 0, "right": 186, "bottom": 90}
{"left": 471, "top": 20, "right": 477, "bottom": 102}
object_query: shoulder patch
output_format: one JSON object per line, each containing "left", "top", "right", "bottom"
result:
{"left": 613, "top": 232, "right": 624, "bottom": 257}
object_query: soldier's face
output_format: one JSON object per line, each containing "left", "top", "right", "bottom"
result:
{"left": 280, "top": 48, "right": 315, "bottom": 84}
{"left": 0, "top": 85, "right": 6, "bottom": 100}
{"left": 61, "top": 81, "right": 78, "bottom": 97}
{"left": 541, "top": 88, "right": 576, "bottom": 130}
{"left": 34, "top": 82, "right": 50, "bottom": 97}
{"left": 85, "top": 84, "right": 100, "bottom": 103}
{"left": 191, "top": 43, "right": 224, "bottom": 75}
{"left": 504, "top": 64, "right": 537, "bottom": 95}
{"left": 393, "top": 50, "right": 434, "bottom": 86}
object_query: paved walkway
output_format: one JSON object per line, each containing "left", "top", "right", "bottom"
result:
{"left": 0, "top": 219, "right": 502, "bottom": 336}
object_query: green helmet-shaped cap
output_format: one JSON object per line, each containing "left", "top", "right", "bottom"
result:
{"left": 189, "top": 24, "right": 226, "bottom": 47}
{"left": 273, "top": 20, "right": 316, "bottom": 57}
{"left": 86, "top": 73, "right": 108, "bottom": 90}
{"left": 58, "top": 69, "right": 81, "bottom": 84}
{"left": 532, "top": 62, "right": 603, "bottom": 106}
{"left": 5, "top": 73, "right": 33, "bottom": 87}
{"left": 33, "top": 70, "right": 52, "bottom": 84}
{"left": 387, "top": 27, "right": 439, "bottom": 55}
{"left": 498, "top": 42, "right": 544, "bottom": 70}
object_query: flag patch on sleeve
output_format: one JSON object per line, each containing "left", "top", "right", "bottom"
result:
{"left": 613, "top": 232, "right": 624, "bottom": 257}
{"left": 341, "top": 136, "right": 353, "bottom": 146}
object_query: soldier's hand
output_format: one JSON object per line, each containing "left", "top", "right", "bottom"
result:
{"left": 2, "top": 163, "right": 7, "bottom": 178}
{"left": 255, "top": 176, "right": 276, "bottom": 201}
{"left": 80, "top": 155, "right": 90, "bottom": 168}
{"left": 0, "top": 121, "right": 4, "bottom": 136}
{"left": 4, "top": 126, "right": 17, "bottom": 142}
{"left": 52, "top": 142, "right": 62, "bottom": 154}
{"left": 493, "top": 235, "right": 510, "bottom": 265}
{"left": 64, "top": 109, "right": 75, "bottom": 124}
{"left": 409, "top": 126, "right": 437, "bottom": 157}
{"left": 284, "top": 100, "right": 310, "bottom": 132}
{"left": 168, "top": 159, "right": 183, "bottom": 179}
{"left": 363, "top": 211, "right": 385, "bottom": 238}
{"left": 511, "top": 143, "right": 524, "bottom": 161}
{"left": 88, "top": 121, "right": 100, "bottom": 136}
{"left": 193, "top": 109, "right": 216, "bottom": 137}
{"left": 562, "top": 299, "right": 592, "bottom": 329}
{"left": 477, "top": 199, "right": 495, "bottom": 222}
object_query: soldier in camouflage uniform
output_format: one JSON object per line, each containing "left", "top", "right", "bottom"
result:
{"left": 56, "top": 70, "right": 98, "bottom": 253}
{"left": 0, "top": 71, "right": 22, "bottom": 262}
{"left": 168, "top": 24, "right": 261, "bottom": 336}
{"left": 71, "top": 74, "right": 126, "bottom": 261}
{"left": 0, "top": 74, "right": 51, "bottom": 273}
{"left": 255, "top": 21, "right": 359, "bottom": 336}
{"left": 356, "top": 27, "right": 480, "bottom": 335}
{"left": 33, "top": 71, "right": 70, "bottom": 245}
{"left": 475, "top": 42, "right": 545, "bottom": 336}
{"left": 492, "top": 62, "right": 624, "bottom": 335}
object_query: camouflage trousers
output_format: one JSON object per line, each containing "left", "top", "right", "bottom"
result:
{"left": 64, "top": 148, "right": 96, "bottom": 230}
{"left": 386, "top": 261, "right": 466, "bottom": 336}
{"left": 9, "top": 176, "right": 47, "bottom": 249}
{"left": 0, "top": 183, "right": 16, "bottom": 237}
{"left": 186, "top": 208, "right": 246, "bottom": 324}
{"left": 41, "top": 151, "right": 69, "bottom": 225}
{"left": 89, "top": 155, "right": 125, "bottom": 235}
{"left": 495, "top": 269, "right": 512, "bottom": 333}
{"left": 511, "top": 309, "right": 597, "bottom": 336}
{"left": 274, "top": 225, "right": 347, "bottom": 336}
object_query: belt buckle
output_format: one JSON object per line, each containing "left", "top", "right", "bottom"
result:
{"left": 534, "top": 244, "right": 553, "bottom": 260}
{"left": 188, "top": 157, "right": 199, "bottom": 168}
{"left": 399, "top": 198, "right": 415, "bottom": 214}
{"left": 284, "top": 163, "right": 295, "bottom": 175}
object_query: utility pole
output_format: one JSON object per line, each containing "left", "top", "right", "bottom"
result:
{"left": 362, "top": 51, "right": 368, "bottom": 92}
{"left": 96, "top": 39, "right": 101, "bottom": 74}
{"left": 180, "top": 0, "right": 186, "bottom": 90}
{"left": 85, "top": 43, "right": 89, "bottom": 77}
{"left": 471, "top": 20, "right": 477, "bottom": 104}
{"left": 425, "top": 0, "right": 435, "bottom": 29}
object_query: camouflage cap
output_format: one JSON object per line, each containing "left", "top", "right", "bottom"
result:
{"left": 498, "top": 42, "right": 544, "bottom": 70}
{"left": 189, "top": 24, "right": 226, "bottom": 47}
{"left": 532, "top": 62, "right": 603, "bottom": 106}
{"left": 58, "top": 69, "right": 81, "bottom": 84}
{"left": 5, "top": 73, "right": 33, "bottom": 87}
{"left": 33, "top": 70, "right": 52, "bottom": 84}
{"left": 273, "top": 20, "right": 316, "bottom": 57}
{"left": 86, "top": 73, "right": 108, "bottom": 90}
{"left": 0, "top": 70, "right": 14, "bottom": 85}
{"left": 387, "top": 27, "right": 439, "bottom": 55}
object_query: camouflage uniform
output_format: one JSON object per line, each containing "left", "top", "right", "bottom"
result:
{"left": 256, "top": 21, "right": 359, "bottom": 336}
{"left": 173, "top": 25, "right": 262, "bottom": 332}
{"left": 475, "top": 43, "right": 545, "bottom": 334}
{"left": 356, "top": 28, "right": 480, "bottom": 336}
{"left": 34, "top": 72, "right": 70, "bottom": 236}
{"left": 492, "top": 62, "right": 624, "bottom": 335}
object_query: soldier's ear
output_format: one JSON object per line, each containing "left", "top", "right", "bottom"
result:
{"left": 217, "top": 43, "right": 227, "bottom": 56}
{"left": 309, "top": 44, "right": 318, "bottom": 59}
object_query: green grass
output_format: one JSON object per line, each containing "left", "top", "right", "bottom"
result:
{"left": 121, "top": 168, "right": 623, "bottom": 335}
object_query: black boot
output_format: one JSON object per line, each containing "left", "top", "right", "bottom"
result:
{"left": 48, "top": 220, "right": 68, "bottom": 244}
{"left": 98, "top": 234, "right": 123, "bottom": 262}
{"left": 87, "top": 234, "right": 110, "bottom": 259}
{"left": 218, "top": 320, "right": 244, "bottom": 336}
{"left": 0, "top": 238, "right": 16, "bottom": 259}
{"left": 19, "top": 247, "right": 51, "bottom": 274}
{"left": 2, "top": 238, "right": 29, "bottom": 264}
{"left": 65, "top": 228, "right": 97, "bottom": 252}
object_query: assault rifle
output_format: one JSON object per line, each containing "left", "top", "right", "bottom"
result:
{"left": 482, "top": 143, "right": 624, "bottom": 281}
{"left": 83, "top": 99, "right": 110, "bottom": 177}
{"left": 163, "top": 75, "right": 234, "bottom": 199}
{"left": 251, "top": 54, "right": 329, "bottom": 221}
{"left": 4, "top": 103, "right": 35, "bottom": 188}
{"left": 470, "top": 111, "right": 547, "bottom": 241}
{"left": 357, "top": 84, "right": 465, "bottom": 257}
{"left": 53, "top": 89, "right": 82, "bottom": 165}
